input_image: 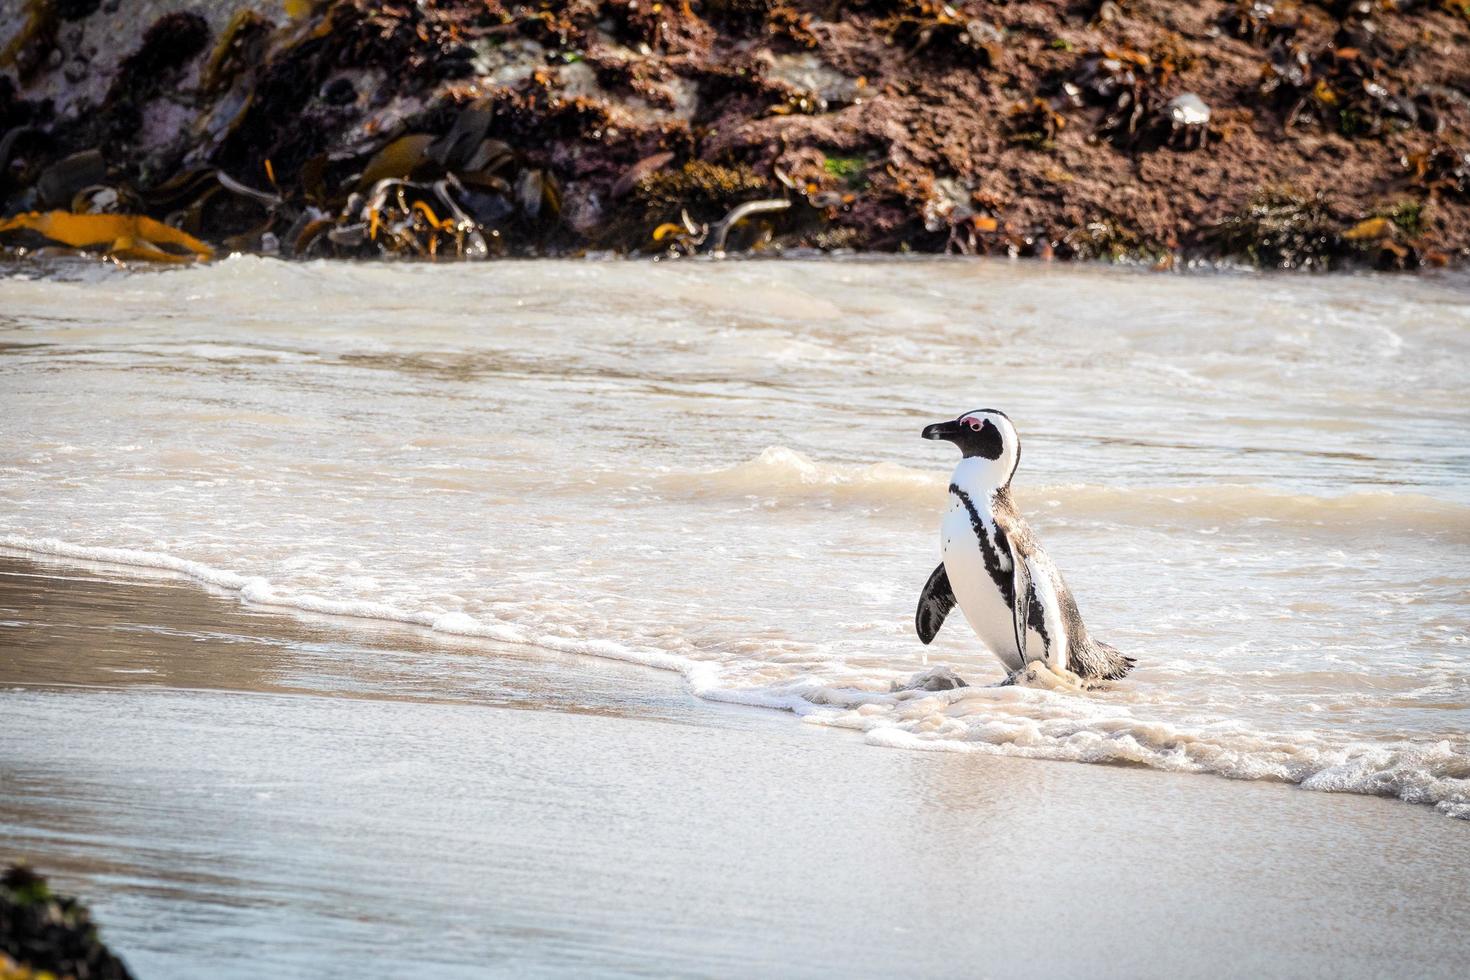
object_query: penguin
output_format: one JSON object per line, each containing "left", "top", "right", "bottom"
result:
{"left": 915, "top": 409, "right": 1134, "bottom": 682}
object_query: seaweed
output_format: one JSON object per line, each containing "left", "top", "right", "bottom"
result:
{"left": 201, "top": 10, "right": 273, "bottom": 95}
{"left": 1221, "top": 1, "right": 1309, "bottom": 47}
{"left": 33, "top": 148, "right": 106, "bottom": 208}
{"left": 702, "top": 0, "right": 773, "bottom": 33}
{"left": 879, "top": 3, "right": 1004, "bottom": 68}
{"left": 604, "top": 0, "right": 713, "bottom": 55}
{"left": 1008, "top": 98, "right": 1067, "bottom": 150}
{"left": 1071, "top": 50, "right": 1153, "bottom": 144}
{"left": 1061, "top": 218, "right": 1170, "bottom": 264}
{"left": 0, "top": 210, "right": 214, "bottom": 263}
{"left": 0, "top": 0, "right": 1465, "bottom": 265}
{"left": 1406, "top": 145, "right": 1469, "bottom": 198}
{"left": 0, "top": 0, "right": 59, "bottom": 81}
{"left": 1258, "top": 38, "right": 1426, "bottom": 138}
{"left": 630, "top": 160, "right": 775, "bottom": 231}
{"left": 1383, "top": 199, "right": 1425, "bottom": 237}
{"left": 1204, "top": 187, "right": 1344, "bottom": 269}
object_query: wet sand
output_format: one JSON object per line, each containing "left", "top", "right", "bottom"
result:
{"left": 2, "top": 553, "right": 1467, "bottom": 979}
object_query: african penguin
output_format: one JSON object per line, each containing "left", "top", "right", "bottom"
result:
{"left": 915, "top": 409, "right": 1134, "bottom": 682}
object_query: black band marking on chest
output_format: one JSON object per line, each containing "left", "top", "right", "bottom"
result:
{"left": 950, "top": 483, "right": 1015, "bottom": 607}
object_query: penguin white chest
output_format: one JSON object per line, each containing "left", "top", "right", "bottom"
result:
{"left": 939, "top": 495, "right": 1026, "bottom": 672}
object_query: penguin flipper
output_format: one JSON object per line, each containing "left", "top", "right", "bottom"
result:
{"left": 915, "top": 563, "right": 956, "bottom": 645}
{"left": 1010, "top": 551, "right": 1033, "bottom": 666}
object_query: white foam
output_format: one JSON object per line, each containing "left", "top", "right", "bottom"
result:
{"left": 4, "top": 532, "right": 1467, "bottom": 819}
{"left": 804, "top": 689, "right": 1470, "bottom": 817}
{"left": 0, "top": 535, "right": 696, "bottom": 675}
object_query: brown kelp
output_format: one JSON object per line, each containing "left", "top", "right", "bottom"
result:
{"left": 0, "top": 209, "right": 213, "bottom": 263}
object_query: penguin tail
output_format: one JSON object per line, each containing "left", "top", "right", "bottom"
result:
{"left": 1090, "top": 641, "right": 1135, "bottom": 681}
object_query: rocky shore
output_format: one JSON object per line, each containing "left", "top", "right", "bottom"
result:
{"left": 2, "top": 1, "right": 1467, "bottom": 267}
{"left": 0, "top": 865, "right": 133, "bottom": 980}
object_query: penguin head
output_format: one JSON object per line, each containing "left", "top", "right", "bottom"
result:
{"left": 922, "top": 409, "right": 1021, "bottom": 486}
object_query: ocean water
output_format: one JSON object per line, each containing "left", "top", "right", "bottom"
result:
{"left": 2, "top": 256, "right": 1467, "bottom": 818}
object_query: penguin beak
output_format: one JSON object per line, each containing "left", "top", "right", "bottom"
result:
{"left": 922, "top": 419, "right": 962, "bottom": 442}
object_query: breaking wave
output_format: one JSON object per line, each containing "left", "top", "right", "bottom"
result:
{"left": 660, "top": 446, "right": 945, "bottom": 509}
{"left": 807, "top": 685, "right": 1470, "bottom": 821}
{"left": 657, "top": 447, "right": 1470, "bottom": 539}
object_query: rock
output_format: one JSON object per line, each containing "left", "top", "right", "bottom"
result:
{"left": 897, "top": 665, "right": 970, "bottom": 692}
{"left": 0, "top": 1, "right": 1465, "bottom": 266}
{"left": 0, "top": 864, "right": 134, "bottom": 980}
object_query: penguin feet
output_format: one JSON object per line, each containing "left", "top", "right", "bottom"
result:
{"left": 1003, "top": 661, "right": 1089, "bottom": 692}
{"left": 894, "top": 665, "right": 969, "bottom": 692}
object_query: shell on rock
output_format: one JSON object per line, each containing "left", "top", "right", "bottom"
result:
{"left": 1166, "top": 93, "right": 1211, "bottom": 126}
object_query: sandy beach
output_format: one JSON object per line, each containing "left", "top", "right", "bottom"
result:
{"left": 3, "top": 553, "right": 1467, "bottom": 979}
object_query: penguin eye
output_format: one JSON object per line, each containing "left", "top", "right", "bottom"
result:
{"left": 962, "top": 416, "right": 983, "bottom": 431}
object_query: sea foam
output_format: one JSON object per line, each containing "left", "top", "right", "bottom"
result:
{"left": 3, "top": 534, "right": 1466, "bottom": 820}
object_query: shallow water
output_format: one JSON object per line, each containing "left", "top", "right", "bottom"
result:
{"left": 2, "top": 256, "right": 1468, "bottom": 817}
{"left": 7, "top": 560, "right": 1465, "bottom": 979}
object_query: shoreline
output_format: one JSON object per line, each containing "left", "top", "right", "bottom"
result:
{"left": 2, "top": 553, "right": 1468, "bottom": 976}
{"left": 5, "top": 529, "right": 1468, "bottom": 823}
{"left": 8, "top": 250, "right": 1470, "bottom": 291}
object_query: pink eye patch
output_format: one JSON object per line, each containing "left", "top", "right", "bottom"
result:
{"left": 961, "top": 416, "right": 984, "bottom": 431}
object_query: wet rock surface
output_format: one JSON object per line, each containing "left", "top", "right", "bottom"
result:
{"left": 0, "top": 864, "right": 133, "bottom": 980}
{"left": 1, "top": 1, "right": 1466, "bottom": 267}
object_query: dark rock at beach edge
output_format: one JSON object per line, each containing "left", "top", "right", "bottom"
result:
{"left": 1, "top": 1, "right": 1466, "bottom": 270}
{"left": 1, "top": 863, "right": 134, "bottom": 980}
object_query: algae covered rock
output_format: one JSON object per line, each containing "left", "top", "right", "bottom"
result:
{"left": 0, "top": 864, "right": 133, "bottom": 980}
{"left": 2, "top": 1, "right": 1468, "bottom": 265}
